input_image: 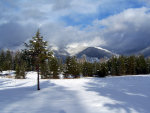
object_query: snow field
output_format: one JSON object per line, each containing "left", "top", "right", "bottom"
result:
{"left": 0, "top": 72, "right": 150, "bottom": 113}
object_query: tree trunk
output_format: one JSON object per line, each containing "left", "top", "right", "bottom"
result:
{"left": 37, "top": 66, "right": 40, "bottom": 90}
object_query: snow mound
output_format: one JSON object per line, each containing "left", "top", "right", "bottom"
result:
{"left": 26, "top": 71, "right": 41, "bottom": 79}
{"left": 0, "top": 70, "right": 15, "bottom": 77}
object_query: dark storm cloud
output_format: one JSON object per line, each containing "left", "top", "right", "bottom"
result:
{"left": 99, "top": 7, "right": 150, "bottom": 54}
{"left": 0, "top": 22, "right": 37, "bottom": 49}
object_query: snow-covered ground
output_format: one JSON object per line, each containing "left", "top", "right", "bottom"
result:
{"left": 0, "top": 72, "right": 150, "bottom": 113}
{"left": 0, "top": 70, "right": 15, "bottom": 77}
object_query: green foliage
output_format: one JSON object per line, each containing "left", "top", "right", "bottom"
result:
{"left": 14, "top": 51, "right": 26, "bottom": 79}
{"left": 118, "top": 56, "right": 126, "bottom": 75}
{"left": 109, "top": 56, "right": 119, "bottom": 75}
{"left": 146, "top": 58, "right": 150, "bottom": 73}
{"left": 65, "top": 56, "right": 80, "bottom": 78}
{"left": 24, "top": 30, "right": 53, "bottom": 79}
{"left": 15, "top": 60, "right": 26, "bottom": 79}
{"left": 25, "top": 29, "right": 48, "bottom": 66}
{"left": 97, "top": 63, "right": 108, "bottom": 77}
{"left": 40, "top": 62, "right": 50, "bottom": 79}
{"left": 15, "top": 65, "right": 26, "bottom": 79}
{"left": 0, "top": 50, "right": 5, "bottom": 71}
{"left": 106, "top": 55, "right": 150, "bottom": 76}
{"left": 82, "top": 62, "right": 93, "bottom": 77}
{"left": 48, "top": 57, "right": 59, "bottom": 79}
{"left": 0, "top": 49, "right": 13, "bottom": 71}
{"left": 135, "top": 55, "right": 147, "bottom": 74}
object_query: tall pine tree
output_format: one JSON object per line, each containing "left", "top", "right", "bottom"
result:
{"left": 24, "top": 29, "right": 50, "bottom": 90}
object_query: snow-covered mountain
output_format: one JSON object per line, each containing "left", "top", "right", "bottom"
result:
{"left": 76, "top": 47, "right": 116, "bottom": 59}
{"left": 53, "top": 46, "right": 117, "bottom": 61}
{"left": 52, "top": 45, "right": 150, "bottom": 60}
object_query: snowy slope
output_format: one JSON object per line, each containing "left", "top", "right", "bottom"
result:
{"left": 0, "top": 73, "right": 150, "bottom": 113}
{"left": 94, "top": 47, "right": 114, "bottom": 54}
{"left": 76, "top": 47, "right": 116, "bottom": 59}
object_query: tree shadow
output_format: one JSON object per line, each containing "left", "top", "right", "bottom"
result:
{"left": 0, "top": 80, "right": 87, "bottom": 113}
{"left": 0, "top": 79, "right": 12, "bottom": 86}
{"left": 84, "top": 77, "right": 150, "bottom": 113}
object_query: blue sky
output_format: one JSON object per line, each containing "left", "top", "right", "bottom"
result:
{"left": 0, "top": 0, "right": 150, "bottom": 55}
{"left": 61, "top": 0, "right": 146, "bottom": 27}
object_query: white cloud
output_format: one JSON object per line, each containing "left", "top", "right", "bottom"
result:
{"left": 1, "top": 7, "right": 150, "bottom": 55}
{"left": 65, "top": 37, "right": 105, "bottom": 56}
{"left": 97, "top": 7, "right": 150, "bottom": 53}
{"left": 0, "top": 0, "right": 101, "bottom": 25}
{"left": 0, "top": 0, "right": 150, "bottom": 55}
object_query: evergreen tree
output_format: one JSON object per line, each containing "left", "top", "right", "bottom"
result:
{"left": 110, "top": 56, "right": 118, "bottom": 75}
{"left": 40, "top": 62, "right": 49, "bottom": 79}
{"left": 118, "top": 56, "right": 126, "bottom": 75}
{"left": 146, "top": 58, "right": 150, "bottom": 74}
{"left": 57, "top": 58, "right": 64, "bottom": 74}
{"left": 136, "top": 55, "right": 147, "bottom": 74}
{"left": 15, "top": 60, "right": 26, "bottom": 79}
{"left": 97, "top": 63, "right": 108, "bottom": 77}
{"left": 24, "top": 29, "right": 50, "bottom": 90}
{"left": 0, "top": 49, "right": 13, "bottom": 71}
{"left": 14, "top": 51, "right": 26, "bottom": 79}
{"left": 5, "top": 49, "right": 13, "bottom": 70}
{"left": 65, "top": 56, "right": 80, "bottom": 78}
{"left": 21, "top": 49, "right": 34, "bottom": 71}
{"left": 48, "top": 57, "right": 59, "bottom": 79}
{"left": 0, "top": 50, "right": 5, "bottom": 71}
{"left": 127, "top": 56, "right": 136, "bottom": 75}
{"left": 82, "top": 62, "right": 93, "bottom": 77}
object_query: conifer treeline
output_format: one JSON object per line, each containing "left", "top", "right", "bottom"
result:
{"left": 0, "top": 49, "right": 150, "bottom": 78}
{"left": 0, "top": 30, "right": 150, "bottom": 79}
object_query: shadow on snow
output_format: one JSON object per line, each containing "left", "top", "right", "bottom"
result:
{"left": 84, "top": 77, "right": 150, "bottom": 113}
{"left": 0, "top": 80, "right": 86, "bottom": 113}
